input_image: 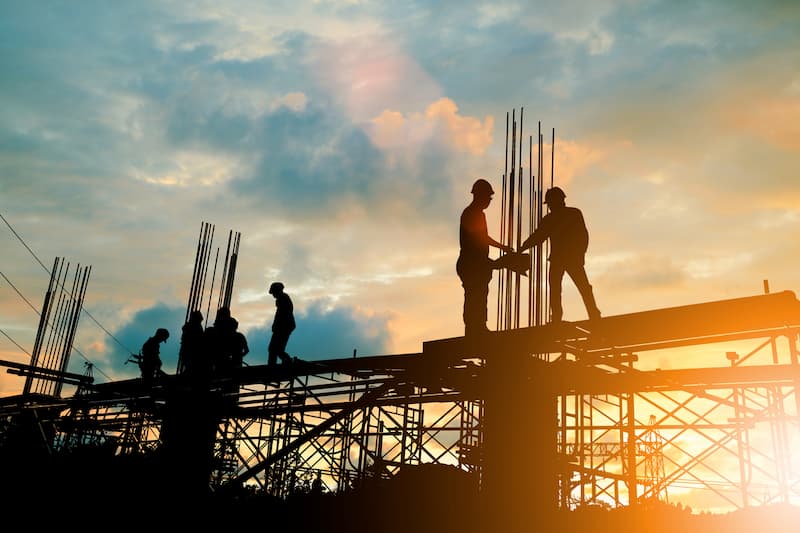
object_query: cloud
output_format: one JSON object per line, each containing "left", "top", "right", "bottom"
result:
{"left": 307, "top": 33, "right": 443, "bottom": 123}
{"left": 131, "top": 149, "right": 242, "bottom": 187}
{"left": 592, "top": 252, "right": 688, "bottom": 293}
{"left": 227, "top": 104, "right": 387, "bottom": 212}
{"left": 219, "top": 95, "right": 496, "bottom": 226}
{"left": 368, "top": 98, "right": 494, "bottom": 155}
{"left": 424, "top": 99, "right": 494, "bottom": 154}
{"left": 556, "top": 25, "right": 615, "bottom": 56}
{"left": 550, "top": 138, "right": 607, "bottom": 187}
{"left": 684, "top": 252, "right": 754, "bottom": 280}
{"left": 272, "top": 92, "right": 308, "bottom": 112}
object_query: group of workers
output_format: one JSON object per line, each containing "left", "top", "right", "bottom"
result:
{"left": 137, "top": 177, "right": 599, "bottom": 384}
{"left": 136, "top": 281, "right": 296, "bottom": 386}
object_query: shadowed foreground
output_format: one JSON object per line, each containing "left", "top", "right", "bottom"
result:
{"left": 2, "top": 447, "right": 798, "bottom": 532}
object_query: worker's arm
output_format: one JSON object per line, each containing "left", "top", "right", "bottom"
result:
{"left": 518, "top": 231, "right": 540, "bottom": 252}
{"left": 488, "top": 236, "right": 513, "bottom": 253}
{"left": 518, "top": 218, "right": 551, "bottom": 252}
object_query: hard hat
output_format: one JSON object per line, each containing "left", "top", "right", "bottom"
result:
{"left": 156, "top": 328, "right": 169, "bottom": 341}
{"left": 471, "top": 178, "right": 494, "bottom": 196}
{"left": 269, "top": 282, "right": 284, "bottom": 295}
{"left": 544, "top": 186, "right": 566, "bottom": 204}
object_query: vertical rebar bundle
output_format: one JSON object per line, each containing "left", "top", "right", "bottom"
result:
{"left": 24, "top": 256, "right": 91, "bottom": 397}
{"left": 186, "top": 221, "right": 215, "bottom": 325}
{"left": 178, "top": 222, "right": 242, "bottom": 374}
{"left": 496, "top": 109, "right": 556, "bottom": 330}
{"left": 218, "top": 229, "right": 241, "bottom": 311}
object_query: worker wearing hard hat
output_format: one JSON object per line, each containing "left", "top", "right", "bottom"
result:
{"left": 268, "top": 282, "right": 296, "bottom": 366}
{"left": 457, "top": 178, "right": 514, "bottom": 336}
{"left": 519, "top": 186, "right": 601, "bottom": 323}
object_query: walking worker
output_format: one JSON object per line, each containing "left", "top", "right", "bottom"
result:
{"left": 457, "top": 178, "right": 514, "bottom": 336}
{"left": 267, "top": 282, "right": 296, "bottom": 366}
{"left": 140, "top": 327, "right": 169, "bottom": 387}
{"left": 518, "top": 186, "right": 601, "bottom": 323}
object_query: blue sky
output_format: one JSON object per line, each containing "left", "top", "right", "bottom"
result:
{"left": 1, "top": 0, "right": 799, "bottom": 391}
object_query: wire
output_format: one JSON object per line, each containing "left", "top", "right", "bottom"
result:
{"left": 0, "top": 212, "right": 50, "bottom": 272}
{"left": 0, "top": 211, "right": 125, "bottom": 380}
{"left": 1, "top": 210, "right": 132, "bottom": 351}
{"left": 0, "top": 269, "right": 115, "bottom": 381}
{"left": 0, "top": 327, "right": 31, "bottom": 356}
{"left": 0, "top": 270, "right": 40, "bottom": 315}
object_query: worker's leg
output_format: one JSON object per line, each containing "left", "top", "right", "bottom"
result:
{"left": 567, "top": 264, "right": 601, "bottom": 320}
{"left": 549, "top": 263, "right": 566, "bottom": 322}
{"left": 462, "top": 278, "right": 490, "bottom": 335}
{"left": 268, "top": 334, "right": 283, "bottom": 366}
{"left": 273, "top": 332, "right": 293, "bottom": 363}
{"left": 458, "top": 259, "right": 491, "bottom": 335}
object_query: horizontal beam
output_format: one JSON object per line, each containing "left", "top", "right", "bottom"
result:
{"left": 548, "top": 362, "right": 800, "bottom": 395}
{"left": 0, "top": 359, "right": 92, "bottom": 384}
{"left": 424, "top": 290, "right": 800, "bottom": 360}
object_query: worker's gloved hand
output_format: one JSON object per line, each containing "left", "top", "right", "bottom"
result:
{"left": 492, "top": 252, "right": 531, "bottom": 275}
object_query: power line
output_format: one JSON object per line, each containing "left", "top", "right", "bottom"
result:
{"left": 0, "top": 324, "right": 112, "bottom": 381}
{"left": 0, "top": 212, "right": 50, "bottom": 272}
{"left": 1, "top": 268, "right": 116, "bottom": 381}
{"left": 0, "top": 210, "right": 133, "bottom": 351}
{"left": 0, "top": 327, "right": 31, "bottom": 356}
{"left": 0, "top": 211, "right": 129, "bottom": 380}
{"left": 0, "top": 270, "right": 40, "bottom": 315}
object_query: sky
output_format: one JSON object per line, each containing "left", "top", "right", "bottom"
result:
{"left": 1, "top": 0, "right": 800, "bottom": 396}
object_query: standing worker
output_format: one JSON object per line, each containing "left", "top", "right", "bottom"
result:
{"left": 457, "top": 178, "right": 514, "bottom": 336}
{"left": 178, "top": 310, "right": 204, "bottom": 377}
{"left": 518, "top": 186, "right": 601, "bottom": 323}
{"left": 230, "top": 317, "right": 249, "bottom": 369}
{"left": 267, "top": 282, "right": 296, "bottom": 366}
{"left": 203, "top": 306, "right": 235, "bottom": 375}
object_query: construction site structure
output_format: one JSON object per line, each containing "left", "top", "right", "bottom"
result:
{"left": 2, "top": 116, "right": 800, "bottom": 527}
{"left": 1, "top": 289, "right": 798, "bottom": 523}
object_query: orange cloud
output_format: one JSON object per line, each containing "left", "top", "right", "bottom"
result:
{"left": 369, "top": 98, "right": 494, "bottom": 155}
{"left": 370, "top": 109, "right": 410, "bottom": 149}
{"left": 551, "top": 138, "right": 607, "bottom": 185}
{"left": 424, "top": 98, "right": 494, "bottom": 154}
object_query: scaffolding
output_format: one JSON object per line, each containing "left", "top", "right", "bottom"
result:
{"left": 1, "top": 288, "right": 797, "bottom": 517}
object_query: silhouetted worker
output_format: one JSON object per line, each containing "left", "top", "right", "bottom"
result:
{"left": 179, "top": 310, "right": 204, "bottom": 376}
{"left": 214, "top": 316, "right": 249, "bottom": 409}
{"left": 311, "top": 470, "right": 324, "bottom": 496}
{"left": 518, "top": 186, "right": 601, "bottom": 323}
{"left": 268, "top": 282, "right": 295, "bottom": 366}
{"left": 204, "top": 306, "right": 235, "bottom": 374}
{"left": 457, "top": 178, "right": 513, "bottom": 336}
{"left": 140, "top": 327, "right": 169, "bottom": 387}
{"left": 230, "top": 317, "right": 249, "bottom": 369}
